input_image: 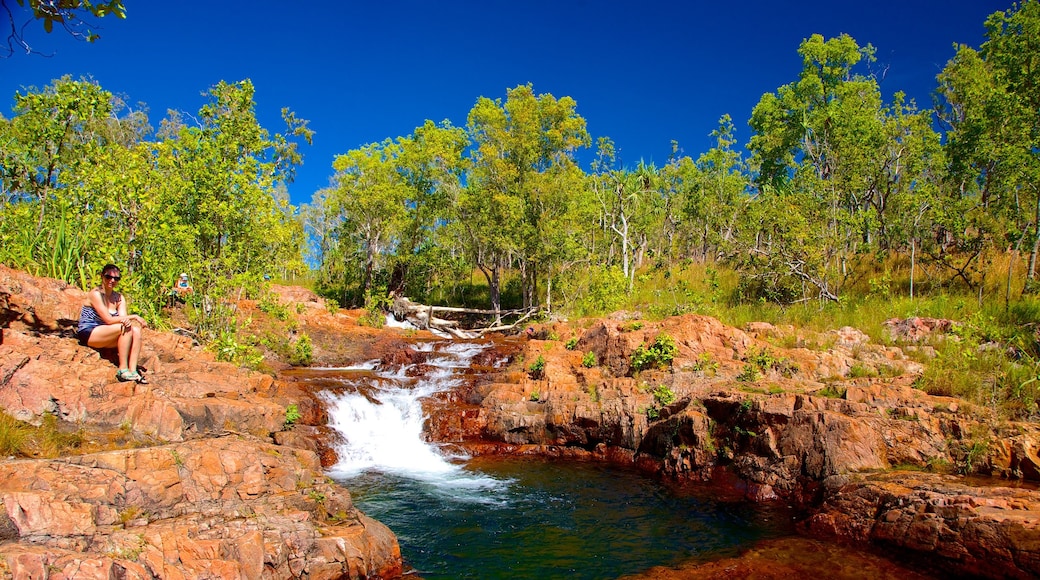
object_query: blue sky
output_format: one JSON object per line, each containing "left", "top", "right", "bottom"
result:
{"left": 2, "top": 1, "right": 1012, "bottom": 207}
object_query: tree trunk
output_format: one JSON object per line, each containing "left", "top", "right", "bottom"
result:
{"left": 1027, "top": 191, "right": 1040, "bottom": 285}
{"left": 478, "top": 261, "right": 502, "bottom": 324}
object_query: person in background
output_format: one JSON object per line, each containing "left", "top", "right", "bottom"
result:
{"left": 167, "top": 272, "right": 193, "bottom": 306}
{"left": 76, "top": 264, "right": 149, "bottom": 383}
{"left": 174, "top": 272, "right": 192, "bottom": 297}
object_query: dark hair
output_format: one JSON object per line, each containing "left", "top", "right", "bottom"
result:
{"left": 101, "top": 264, "right": 120, "bottom": 277}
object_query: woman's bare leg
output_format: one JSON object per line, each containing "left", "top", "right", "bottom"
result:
{"left": 128, "top": 325, "right": 142, "bottom": 373}
{"left": 87, "top": 324, "right": 130, "bottom": 372}
{"left": 117, "top": 326, "right": 132, "bottom": 370}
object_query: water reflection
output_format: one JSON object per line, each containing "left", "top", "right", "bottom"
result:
{"left": 340, "top": 458, "right": 797, "bottom": 579}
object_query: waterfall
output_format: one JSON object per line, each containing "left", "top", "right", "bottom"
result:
{"left": 323, "top": 340, "right": 506, "bottom": 494}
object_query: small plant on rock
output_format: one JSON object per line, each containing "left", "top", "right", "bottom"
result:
{"left": 631, "top": 334, "right": 678, "bottom": 372}
{"left": 565, "top": 337, "right": 579, "bottom": 350}
{"left": 690, "top": 352, "right": 719, "bottom": 375}
{"left": 284, "top": 404, "right": 302, "bottom": 428}
{"left": 652, "top": 384, "right": 676, "bottom": 406}
{"left": 529, "top": 355, "right": 546, "bottom": 379}
{"left": 582, "top": 351, "right": 597, "bottom": 368}
{"left": 736, "top": 364, "right": 759, "bottom": 382}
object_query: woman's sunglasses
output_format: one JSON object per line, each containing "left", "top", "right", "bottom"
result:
{"left": 104, "top": 275, "right": 121, "bottom": 282}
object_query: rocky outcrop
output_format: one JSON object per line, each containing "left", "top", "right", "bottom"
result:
{"left": 805, "top": 471, "right": 1040, "bottom": 579}
{"left": 426, "top": 313, "right": 1040, "bottom": 579}
{"left": 0, "top": 266, "right": 402, "bottom": 578}
{"left": 0, "top": 437, "right": 399, "bottom": 579}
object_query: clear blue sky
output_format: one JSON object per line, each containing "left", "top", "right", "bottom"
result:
{"left": 2, "top": 0, "right": 1012, "bottom": 207}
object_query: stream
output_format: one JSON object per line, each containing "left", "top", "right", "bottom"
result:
{"left": 290, "top": 337, "right": 934, "bottom": 579}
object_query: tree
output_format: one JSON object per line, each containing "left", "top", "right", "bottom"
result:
{"left": 387, "top": 120, "right": 468, "bottom": 296}
{"left": 745, "top": 33, "right": 937, "bottom": 302}
{"left": 676, "top": 116, "right": 751, "bottom": 262}
{"left": 1, "top": 0, "right": 125, "bottom": 57}
{"left": 328, "top": 139, "right": 408, "bottom": 300}
{"left": 150, "top": 80, "right": 310, "bottom": 335}
{"left": 465, "top": 84, "right": 590, "bottom": 312}
{"left": 936, "top": 1, "right": 1040, "bottom": 293}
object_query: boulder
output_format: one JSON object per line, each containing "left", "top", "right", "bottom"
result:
{"left": 0, "top": 437, "right": 401, "bottom": 579}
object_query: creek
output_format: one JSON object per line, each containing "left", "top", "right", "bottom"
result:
{"left": 292, "top": 338, "right": 921, "bottom": 579}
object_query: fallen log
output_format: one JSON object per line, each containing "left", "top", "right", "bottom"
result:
{"left": 390, "top": 295, "right": 538, "bottom": 338}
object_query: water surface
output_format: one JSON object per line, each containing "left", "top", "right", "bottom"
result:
{"left": 338, "top": 458, "right": 798, "bottom": 579}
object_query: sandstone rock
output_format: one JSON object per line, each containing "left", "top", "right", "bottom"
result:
{"left": 0, "top": 269, "right": 403, "bottom": 578}
{"left": 884, "top": 317, "right": 955, "bottom": 342}
{"left": 0, "top": 438, "right": 402, "bottom": 579}
{"left": 0, "top": 265, "right": 83, "bottom": 333}
{"left": 804, "top": 471, "right": 1040, "bottom": 579}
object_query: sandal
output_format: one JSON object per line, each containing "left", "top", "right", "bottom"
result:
{"left": 135, "top": 372, "right": 149, "bottom": 385}
{"left": 116, "top": 369, "right": 141, "bottom": 382}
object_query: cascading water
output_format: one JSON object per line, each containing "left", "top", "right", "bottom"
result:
{"left": 322, "top": 340, "right": 508, "bottom": 497}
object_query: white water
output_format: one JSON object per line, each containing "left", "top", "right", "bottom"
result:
{"left": 323, "top": 340, "right": 507, "bottom": 495}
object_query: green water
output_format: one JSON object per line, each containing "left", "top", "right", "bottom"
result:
{"left": 339, "top": 457, "right": 797, "bottom": 579}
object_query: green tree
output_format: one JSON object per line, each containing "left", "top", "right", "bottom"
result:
{"left": 675, "top": 117, "right": 751, "bottom": 262}
{"left": 328, "top": 139, "right": 408, "bottom": 301}
{"left": 151, "top": 79, "right": 309, "bottom": 335}
{"left": 465, "top": 84, "right": 590, "bottom": 312}
{"left": 388, "top": 120, "right": 468, "bottom": 296}
{"left": 936, "top": 1, "right": 1040, "bottom": 293}
{"left": 745, "top": 33, "right": 937, "bottom": 303}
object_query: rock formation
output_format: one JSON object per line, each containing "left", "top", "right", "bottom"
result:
{"left": 0, "top": 266, "right": 402, "bottom": 579}
{"left": 426, "top": 314, "right": 1040, "bottom": 578}
{"left": 5, "top": 263, "right": 1040, "bottom": 579}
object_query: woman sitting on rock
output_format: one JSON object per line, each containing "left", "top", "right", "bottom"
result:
{"left": 76, "top": 264, "right": 149, "bottom": 383}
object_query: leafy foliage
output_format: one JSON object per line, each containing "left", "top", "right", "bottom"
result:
{"left": 528, "top": 355, "right": 546, "bottom": 379}
{"left": 631, "top": 334, "right": 678, "bottom": 372}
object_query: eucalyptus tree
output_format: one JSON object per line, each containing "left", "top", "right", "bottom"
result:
{"left": 588, "top": 137, "right": 641, "bottom": 288}
{"left": 465, "top": 84, "right": 590, "bottom": 311}
{"left": 746, "top": 33, "right": 935, "bottom": 302}
{"left": 151, "top": 79, "right": 310, "bottom": 327}
{"left": 936, "top": 1, "right": 1040, "bottom": 292}
{"left": 674, "top": 116, "right": 751, "bottom": 262}
{"left": 328, "top": 139, "right": 408, "bottom": 301}
{"left": 388, "top": 119, "right": 468, "bottom": 296}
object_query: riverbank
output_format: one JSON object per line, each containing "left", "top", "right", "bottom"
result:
{"left": 2, "top": 265, "right": 1039, "bottom": 578}
{"left": 0, "top": 265, "right": 401, "bottom": 578}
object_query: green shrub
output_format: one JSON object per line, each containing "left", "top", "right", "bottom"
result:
{"left": 817, "top": 385, "right": 847, "bottom": 398}
{"left": 690, "top": 352, "right": 719, "bottom": 375}
{"left": 289, "top": 333, "right": 313, "bottom": 366}
{"left": 743, "top": 346, "right": 798, "bottom": 377}
{"left": 736, "top": 364, "right": 759, "bottom": 382}
{"left": 210, "top": 331, "right": 265, "bottom": 368}
{"left": 529, "top": 355, "right": 546, "bottom": 378}
{"left": 258, "top": 293, "right": 291, "bottom": 321}
{"left": 565, "top": 337, "right": 579, "bottom": 350}
{"left": 652, "top": 384, "right": 676, "bottom": 406}
{"left": 631, "top": 334, "right": 678, "bottom": 372}
{"left": 284, "top": 404, "right": 302, "bottom": 427}
{"left": 359, "top": 293, "right": 390, "bottom": 328}
{"left": 582, "top": 351, "right": 596, "bottom": 368}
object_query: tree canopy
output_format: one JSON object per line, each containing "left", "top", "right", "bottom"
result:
{"left": 3, "top": 2, "right": 1040, "bottom": 326}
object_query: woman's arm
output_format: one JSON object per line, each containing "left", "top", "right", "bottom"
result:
{"left": 117, "top": 293, "right": 148, "bottom": 328}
